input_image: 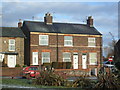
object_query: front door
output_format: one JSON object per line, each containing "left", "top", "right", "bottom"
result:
{"left": 73, "top": 54, "right": 78, "bottom": 69}
{"left": 82, "top": 54, "right": 87, "bottom": 69}
{"left": 8, "top": 55, "right": 16, "bottom": 67}
{"left": 32, "top": 52, "right": 38, "bottom": 65}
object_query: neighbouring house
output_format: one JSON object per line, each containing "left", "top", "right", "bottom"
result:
{"left": 114, "top": 39, "right": 120, "bottom": 69}
{"left": 21, "top": 13, "right": 102, "bottom": 76}
{"left": 0, "top": 27, "right": 25, "bottom": 68}
{"left": 114, "top": 39, "right": 120, "bottom": 60}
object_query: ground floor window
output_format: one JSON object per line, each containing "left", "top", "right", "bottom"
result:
{"left": 42, "top": 52, "right": 50, "bottom": 63}
{"left": 89, "top": 53, "right": 97, "bottom": 65}
{"left": 63, "top": 52, "right": 71, "bottom": 62}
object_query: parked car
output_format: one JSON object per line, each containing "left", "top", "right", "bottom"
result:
{"left": 103, "top": 61, "right": 114, "bottom": 68}
{"left": 21, "top": 66, "right": 40, "bottom": 78}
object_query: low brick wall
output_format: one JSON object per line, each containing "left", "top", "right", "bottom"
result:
{"left": 1, "top": 67, "right": 90, "bottom": 77}
{"left": 1, "top": 67, "right": 23, "bottom": 77}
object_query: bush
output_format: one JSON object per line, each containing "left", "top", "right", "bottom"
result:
{"left": 72, "top": 75, "right": 94, "bottom": 88}
{"left": 115, "top": 60, "right": 120, "bottom": 70}
{"left": 33, "top": 70, "right": 67, "bottom": 86}
{"left": 52, "top": 62, "right": 71, "bottom": 69}
{"left": 22, "top": 65, "right": 27, "bottom": 67}
{"left": 94, "top": 74, "right": 120, "bottom": 89}
{"left": 15, "top": 64, "right": 21, "bottom": 67}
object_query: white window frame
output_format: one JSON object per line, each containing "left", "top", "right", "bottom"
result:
{"left": 88, "top": 38, "right": 96, "bottom": 47}
{"left": 89, "top": 53, "right": 97, "bottom": 65}
{"left": 9, "top": 39, "right": 15, "bottom": 51}
{"left": 42, "top": 52, "right": 50, "bottom": 64}
{"left": 39, "top": 35, "right": 48, "bottom": 45}
{"left": 63, "top": 52, "right": 71, "bottom": 62}
{"left": 64, "top": 36, "right": 73, "bottom": 46}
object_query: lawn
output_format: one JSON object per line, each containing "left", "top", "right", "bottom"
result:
{"left": 2, "top": 78, "right": 67, "bottom": 88}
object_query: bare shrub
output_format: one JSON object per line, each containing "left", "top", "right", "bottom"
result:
{"left": 94, "top": 74, "right": 120, "bottom": 89}
{"left": 33, "top": 70, "right": 67, "bottom": 86}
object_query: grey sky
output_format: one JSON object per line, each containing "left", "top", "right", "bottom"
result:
{"left": 1, "top": 1, "right": 119, "bottom": 57}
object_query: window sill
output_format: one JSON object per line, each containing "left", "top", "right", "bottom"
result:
{"left": 88, "top": 46, "right": 96, "bottom": 47}
{"left": 9, "top": 50, "right": 15, "bottom": 52}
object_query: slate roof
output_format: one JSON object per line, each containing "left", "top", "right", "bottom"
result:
{"left": 23, "top": 21, "right": 102, "bottom": 35}
{"left": 0, "top": 27, "right": 25, "bottom": 37}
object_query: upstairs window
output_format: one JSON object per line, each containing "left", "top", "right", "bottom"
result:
{"left": 42, "top": 52, "right": 50, "bottom": 63}
{"left": 39, "top": 35, "right": 48, "bottom": 45}
{"left": 88, "top": 38, "right": 96, "bottom": 47}
{"left": 9, "top": 39, "right": 15, "bottom": 51}
{"left": 89, "top": 53, "right": 97, "bottom": 65}
{"left": 64, "top": 36, "right": 73, "bottom": 46}
{"left": 63, "top": 52, "right": 71, "bottom": 62}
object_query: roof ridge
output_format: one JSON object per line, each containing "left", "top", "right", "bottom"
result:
{"left": 24, "top": 20, "right": 88, "bottom": 26}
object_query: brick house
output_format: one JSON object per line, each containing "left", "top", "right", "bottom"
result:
{"left": 21, "top": 13, "right": 102, "bottom": 75}
{"left": 0, "top": 27, "right": 25, "bottom": 67}
{"left": 114, "top": 39, "right": 120, "bottom": 62}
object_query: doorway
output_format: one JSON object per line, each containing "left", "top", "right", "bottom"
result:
{"left": 82, "top": 53, "right": 87, "bottom": 69}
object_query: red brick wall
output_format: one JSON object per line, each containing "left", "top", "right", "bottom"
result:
{"left": 29, "top": 33, "right": 102, "bottom": 72}
{"left": 2, "top": 67, "right": 23, "bottom": 76}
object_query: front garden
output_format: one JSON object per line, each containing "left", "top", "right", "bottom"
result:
{"left": 2, "top": 69, "right": 120, "bottom": 89}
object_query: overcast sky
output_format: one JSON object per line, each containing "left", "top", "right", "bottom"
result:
{"left": 0, "top": 0, "right": 119, "bottom": 56}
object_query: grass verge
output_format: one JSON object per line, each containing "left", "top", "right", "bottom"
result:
{"left": 2, "top": 78, "right": 66, "bottom": 88}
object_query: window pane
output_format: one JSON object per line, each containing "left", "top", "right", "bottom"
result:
{"left": 64, "top": 36, "right": 72, "bottom": 46}
{"left": 40, "top": 40, "right": 48, "bottom": 45}
{"left": 9, "top": 39, "right": 15, "bottom": 51}
{"left": 9, "top": 39, "right": 15, "bottom": 44}
{"left": 63, "top": 53, "right": 71, "bottom": 62}
{"left": 33, "top": 52, "right": 38, "bottom": 55}
{"left": 65, "top": 36, "right": 72, "bottom": 40}
{"left": 40, "top": 36, "right": 48, "bottom": 39}
{"left": 89, "top": 53, "right": 97, "bottom": 65}
{"left": 9, "top": 45, "right": 15, "bottom": 51}
{"left": 89, "top": 38, "right": 95, "bottom": 42}
{"left": 89, "top": 42, "right": 95, "bottom": 46}
{"left": 42, "top": 52, "right": 50, "bottom": 63}
{"left": 65, "top": 41, "right": 72, "bottom": 45}
{"left": 88, "top": 38, "right": 95, "bottom": 47}
{"left": 39, "top": 35, "right": 48, "bottom": 45}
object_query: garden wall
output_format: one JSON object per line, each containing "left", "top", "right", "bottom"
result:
{"left": 2, "top": 67, "right": 23, "bottom": 77}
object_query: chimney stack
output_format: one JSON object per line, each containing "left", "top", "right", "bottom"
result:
{"left": 44, "top": 12, "right": 53, "bottom": 25}
{"left": 18, "top": 19, "right": 22, "bottom": 28}
{"left": 87, "top": 16, "right": 93, "bottom": 27}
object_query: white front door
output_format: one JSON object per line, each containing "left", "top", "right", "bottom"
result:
{"left": 73, "top": 54, "right": 78, "bottom": 69}
{"left": 8, "top": 55, "right": 16, "bottom": 68}
{"left": 32, "top": 52, "right": 38, "bottom": 65}
{"left": 82, "top": 54, "right": 87, "bottom": 69}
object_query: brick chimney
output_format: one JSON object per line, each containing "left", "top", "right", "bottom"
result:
{"left": 87, "top": 16, "right": 93, "bottom": 27}
{"left": 18, "top": 19, "right": 22, "bottom": 28}
{"left": 44, "top": 12, "right": 52, "bottom": 25}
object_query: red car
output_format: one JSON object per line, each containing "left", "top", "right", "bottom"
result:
{"left": 21, "top": 66, "right": 40, "bottom": 78}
